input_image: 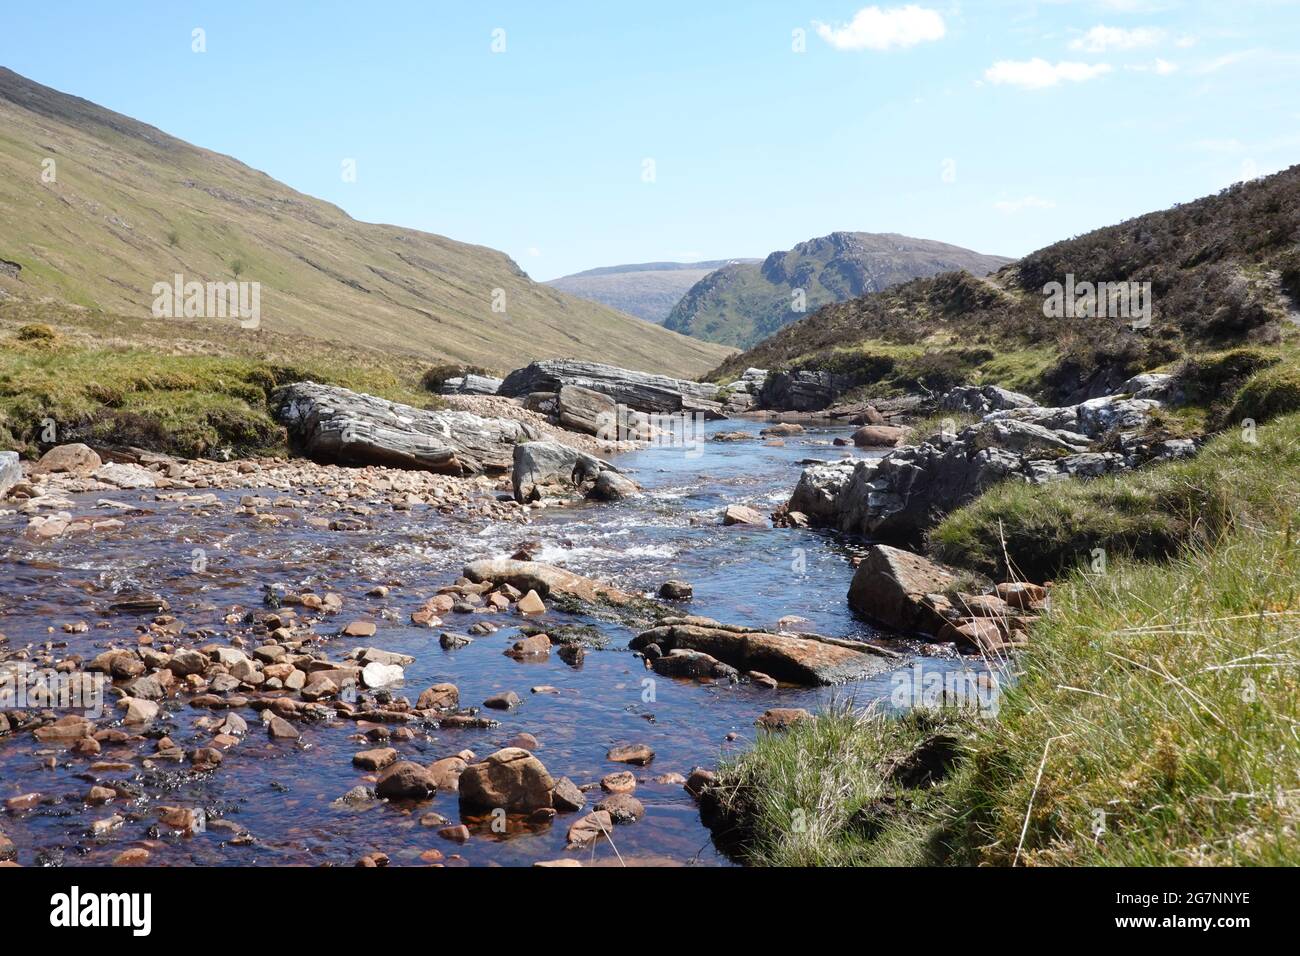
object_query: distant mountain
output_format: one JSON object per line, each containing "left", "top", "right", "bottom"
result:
{"left": 546, "top": 260, "right": 759, "bottom": 324}
{"left": 664, "top": 232, "right": 1013, "bottom": 348}
{"left": 0, "top": 67, "right": 731, "bottom": 377}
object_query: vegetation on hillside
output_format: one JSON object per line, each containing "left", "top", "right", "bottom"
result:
{"left": 0, "top": 303, "right": 440, "bottom": 459}
{"left": 709, "top": 166, "right": 1300, "bottom": 403}
{"left": 666, "top": 232, "right": 1010, "bottom": 349}
{"left": 929, "top": 406, "right": 1300, "bottom": 581}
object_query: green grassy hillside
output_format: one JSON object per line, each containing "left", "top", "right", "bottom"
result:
{"left": 0, "top": 67, "right": 731, "bottom": 378}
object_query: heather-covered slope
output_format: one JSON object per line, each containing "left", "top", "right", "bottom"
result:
{"left": 711, "top": 166, "right": 1300, "bottom": 404}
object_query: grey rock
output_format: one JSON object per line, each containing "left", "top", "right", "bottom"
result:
{"left": 499, "top": 360, "right": 727, "bottom": 418}
{"left": 758, "top": 370, "right": 852, "bottom": 412}
{"left": 0, "top": 451, "right": 20, "bottom": 499}
{"left": 512, "top": 440, "right": 619, "bottom": 503}
{"left": 938, "top": 384, "right": 1037, "bottom": 415}
{"left": 438, "top": 374, "right": 503, "bottom": 395}
{"left": 274, "top": 381, "right": 538, "bottom": 476}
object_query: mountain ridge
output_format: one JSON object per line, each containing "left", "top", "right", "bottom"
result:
{"left": 545, "top": 258, "right": 760, "bottom": 324}
{"left": 664, "top": 230, "right": 1012, "bottom": 348}
{"left": 0, "top": 66, "right": 732, "bottom": 378}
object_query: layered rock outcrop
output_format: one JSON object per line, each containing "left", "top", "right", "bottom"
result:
{"left": 274, "top": 382, "right": 538, "bottom": 476}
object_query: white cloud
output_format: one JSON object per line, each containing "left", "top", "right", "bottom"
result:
{"left": 526, "top": 247, "right": 542, "bottom": 258}
{"left": 1127, "top": 58, "right": 1178, "bottom": 74}
{"left": 984, "top": 59, "right": 1112, "bottom": 89}
{"left": 814, "top": 5, "right": 945, "bottom": 51}
{"left": 1069, "top": 25, "right": 1164, "bottom": 52}
{"left": 994, "top": 196, "right": 1057, "bottom": 214}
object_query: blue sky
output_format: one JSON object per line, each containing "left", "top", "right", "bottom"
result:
{"left": 3, "top": 1, "right": 1299, "bottom": 279}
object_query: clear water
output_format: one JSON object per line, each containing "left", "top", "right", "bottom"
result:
{"left": 0, "top": 419, "right": 975, "bottom": 866}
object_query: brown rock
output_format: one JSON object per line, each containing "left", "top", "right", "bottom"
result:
{"left": 551, "top": 776, "right": 586, "bottom": 812}
{"left": 516, "top": 590, "right": 546, "bottom": 616}
{"left": 595, "top": 792, "right": 645, "bottom": 824}
{"left": 353, "top": 747, "right": 398, "bottom": 771}
{"left": 458, "top": 747, "right": 555, "bottom": 813}
{"left": 376, "top": 761, "right": 436, "bottom": 799}
{"left": 852, "top": 425, "right": 908, "bottom": 447}
{"left": 607, "top": 743, "right": 654, "bottom": 766}
{"left": 438, "top": 824, "right": 471, "bottom": 843}
{"left": 343, "top": 621, "right": 376, "bottom": 638}
{"left": 847, "top": 544, "right": 957, "bottom": 636}
{"left": 427, "top": 756, "right": 468, "bottom": 791}
{"left": 566, "top": 810, "right": 613, "bottom": 847}
{"left": 416, "top": 683, "right": 459, "bottom": 710}
{"left": 112, "top": 847, "right": 150, "bottom": 866}
{"left": 995, "top": 581, "right": 1047, "bottom": 609}
{"left": 267, "top": 715, "right": 300, "bottom": 740}
{"left": 32, "top": 443, "right": 102, "bottom": 477}
{"left": 722, "top": 504, "right": 767, "bottom": 526}
{"left": 505, "top": 633, "right": 551, "bottom": 659}
{"left": 757, "top": 707, "right": 812, "bottom": 731}
{"left": 483, "top": 691, "right": 521, "bottom": 710}
{"left": 600, "top": 771, "right": 637, "bottom": 794}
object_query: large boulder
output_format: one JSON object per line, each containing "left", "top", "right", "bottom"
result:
{"left": 938, "top": 385, "right": 1037, "bottom": 415}
{"left": 31, "top": 443, "right": 102, "bottom": 477}
{"left": 0, "top": 451, "right": 20, "bottom": 499}
{"left": 438, "top": 374, "right": 503, "bottom": 396}
{"left": 462, "top": 557, "right": 634, "bottom": 606}
{"left": 556, "top": 383, "right": 618, "bottom": 436}
{"left": 847, "top": 545, "right": 957, "bottom": 635}
{"left": 458, "top": 747, "right": 555, "bottom": 813}
{"left": 757, "top": 370, "right": 851, "bottom": 412}
{"left": 630, "top": 616, "right": 898, "bottom": 686}
{"left": 511, "top": 440, "right": 619, "bottom": 502}
{"left": 273, "top": 381, "right": 538, "bottom": 475}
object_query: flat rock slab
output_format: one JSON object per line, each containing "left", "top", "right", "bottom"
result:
{"left": 462, "top": 558, "right": 634, "bottom": 606}
{"left": 631, "top": 616, "right": 897, "bottom": 686}
{"left": 274, "top": 381, "right": 539, "bottom": 476}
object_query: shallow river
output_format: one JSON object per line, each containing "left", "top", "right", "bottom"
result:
{"left": 0, "top": 418, "right": 976, "bottom": 866}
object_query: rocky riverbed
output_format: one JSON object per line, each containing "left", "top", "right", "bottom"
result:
{"left": 0, "top": 413, "right": 1003, "bottom": 867}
